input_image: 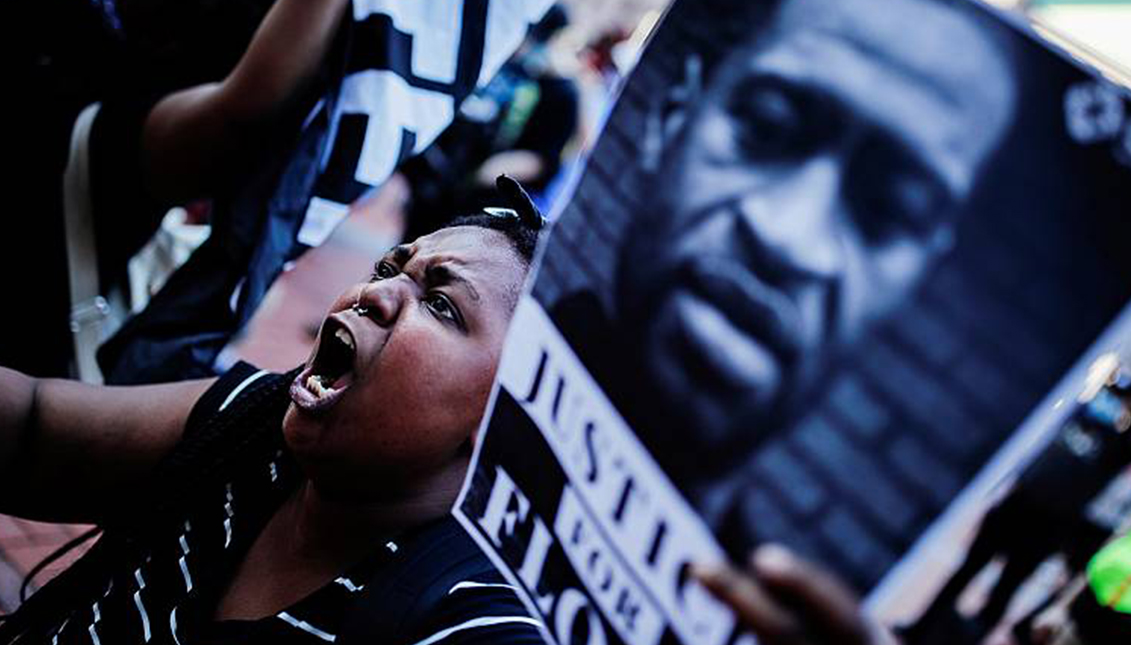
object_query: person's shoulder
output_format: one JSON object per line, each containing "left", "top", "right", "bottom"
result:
{"left": 146, "top": 362, "right": 300, "bottom": 498}
{"left": 394, "top": 518, "right": 548, "bottom": 644}
{"left": 411, "top": 569, "right": 547, "bottom": 645}
{"left": 183, "top": 361, "right": 298, "bottom": 434}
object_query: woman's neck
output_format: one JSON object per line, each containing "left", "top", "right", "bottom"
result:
{"left": 213, "top": 465, "right": 466, "bottom": 621}
{"left": 282, "top": 464, "right": 467, "bottom": 565}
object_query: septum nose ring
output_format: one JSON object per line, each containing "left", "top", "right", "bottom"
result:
{"left": 352, "top": 284, "right": 370, "bottom": 316}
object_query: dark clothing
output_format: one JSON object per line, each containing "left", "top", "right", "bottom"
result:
{"left": 1, "top": 0, "right": 272, "bottom": 379}
{"left": 96, "top": 81, "right": 331, "bottom": 384}
{"left": 0, "top": 363, "right": 544, "bottom": 645}
{"left": 1071, "top": 584, "right": 1131, "bottom": 644}
{"left": 99, "top": 1, "right": 549, "bottom": 384}
{"left": 1015, "top": 415, "right": 1131, "bottom": 519}
{"left": 506, "top": 73, "right": 580, "bottom": 192}
{"left": 401, "top": 58, "right": 579, "bottom": 239}
{"left": 10, "top": 1, "right": 546, "bottom": 384}
{"left": 905, "top": 413, "right": 1131, "bottom": 644}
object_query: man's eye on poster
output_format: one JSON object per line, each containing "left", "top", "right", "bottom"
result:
{"left": 453, "top": 0, "right": 1131, "bottom": 643}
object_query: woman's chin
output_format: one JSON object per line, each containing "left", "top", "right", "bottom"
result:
{"left": 282, "top": 404, "right": 326, "bottom": 455}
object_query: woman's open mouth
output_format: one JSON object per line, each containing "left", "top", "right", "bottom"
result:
{"left": 290, "top": 317, "right": 358, "bottom": 414}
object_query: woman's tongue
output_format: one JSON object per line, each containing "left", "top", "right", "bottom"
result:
{"left": 307, "top": 325, "right": 358, "bottom": 399}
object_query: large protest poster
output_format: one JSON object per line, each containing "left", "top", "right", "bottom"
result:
{"left": 454, "top": 0, "right": 1131, "bottom": 643}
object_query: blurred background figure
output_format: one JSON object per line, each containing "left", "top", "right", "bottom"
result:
{"left": 6, "top": 0, "right": 560, "bottom": 388}
{"left": 899, "top": 370, "right": 1131, "bottom": 645}
{"left": 399, "top": 3, "right": 581, "bottom": 239}
{"left": 4, "top": 0, "right": 276, "bottom": 380}
{"left": 1014, "top": 528, "right": 1131, "bottom": 645}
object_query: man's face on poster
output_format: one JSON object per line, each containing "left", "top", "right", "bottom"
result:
{"left": 618, "top": 0, "right": 1016, "bottom": 452}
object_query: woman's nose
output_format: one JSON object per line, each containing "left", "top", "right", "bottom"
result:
{"left": 352, "top": 276, "right": 415, "bottom": 325}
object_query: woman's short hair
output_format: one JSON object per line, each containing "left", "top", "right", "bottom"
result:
{"left": 442, "top": 211, "right": 541, "bottom": 264}
{"left": 442, "top": 175, "right": 545, "bottom": 264}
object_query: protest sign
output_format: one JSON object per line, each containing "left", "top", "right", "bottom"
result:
{"left": 456, "top": 0, "right": 1131, "bottom": 641}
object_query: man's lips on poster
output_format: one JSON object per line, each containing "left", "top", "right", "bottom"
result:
{"left": 660, "top": 255, "right": 804, "bottom": 409}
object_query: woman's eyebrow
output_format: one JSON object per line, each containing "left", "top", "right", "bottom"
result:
{"left": 390, "top": 244, "right": 412, "bottom": 264}
{"left": 425, "top": 264, "right": 480, "bottom": 303}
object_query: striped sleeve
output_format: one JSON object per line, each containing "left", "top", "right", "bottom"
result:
{"left": 182, "top": 361, "right": 269, "bottom": 435}
{"left": 404, "top": 574, "right": 548, "bottom": 645}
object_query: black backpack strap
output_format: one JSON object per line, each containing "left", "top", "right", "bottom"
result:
{"left": 0, "top": 532, "right": 123, "bottom": 644}
{"left": 337, "top": 516, "right": 507, "bottom": 645}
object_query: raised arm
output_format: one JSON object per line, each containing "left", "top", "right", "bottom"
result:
{"left": 0, "top": 367, "right": 213, "bottom": 523}
{"left": 141, "top": 0, "right": 351, "bottom": 203}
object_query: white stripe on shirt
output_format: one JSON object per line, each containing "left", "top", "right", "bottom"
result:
{"left": 170, "top": 606, "right": 182, "bottom": 645}
{"left": 408, "top": 616, "right": 544, "bottom": 645}
{"left": 177, "top": 521, "right": 193, "bottom": 593}
{"left": 446, "top": 580, "right": 518, "bottom": 595}
{"left": 219, "top": 370, "right": 270, "bottom": 411}
{"left": 223, "top": 483, "right": 235, "bottom": 549}
{"left": 335, "top": 577, "right": 365, "bottom": 593}
{"left": 88, "top": 602, "right": 102, "bottom": 645}
{"left": 134, "top": 568, "right": 151, "bottom": 642}
{"left": 278, "top": 611, "right": 337, "bottom": 642}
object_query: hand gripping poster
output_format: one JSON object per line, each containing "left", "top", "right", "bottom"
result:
{"left": 454, "top": 1, "right": 1131, "bottom": 643}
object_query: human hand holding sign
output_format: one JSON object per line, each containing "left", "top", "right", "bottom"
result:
{"left": 694, "top": 545, "right": 900, "bottom": 645}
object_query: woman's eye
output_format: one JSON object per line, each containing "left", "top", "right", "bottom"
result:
{"left": 372, "top": 261, "right": 398, "bottom": 281}
{"left": 426, "top": 293, "right": 462, "bottom": 326}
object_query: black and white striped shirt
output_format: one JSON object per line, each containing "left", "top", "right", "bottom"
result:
{"left": 12, "top": 364, "right": 545, "bottom": 645}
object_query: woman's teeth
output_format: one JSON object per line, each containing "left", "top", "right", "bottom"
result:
{"left": 307, "top": 374, "right": 333, "bottom": 398}
{"left": 335, "top": 327, "right": 354, "bottom": 350}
